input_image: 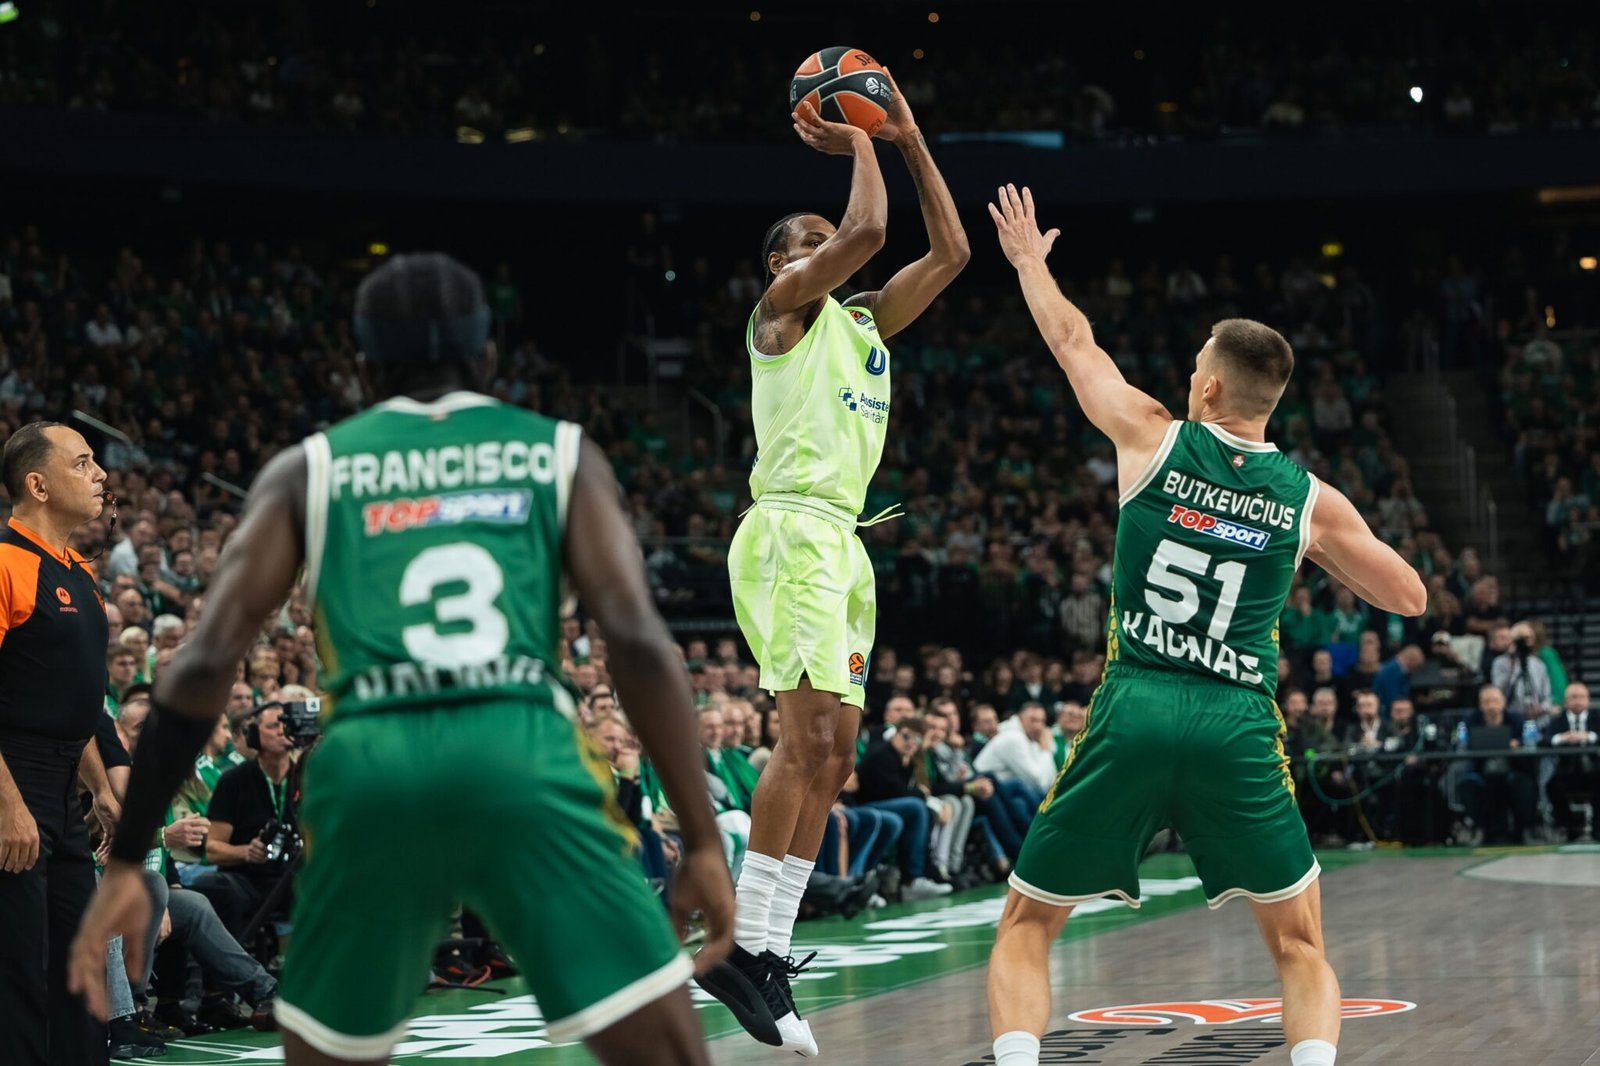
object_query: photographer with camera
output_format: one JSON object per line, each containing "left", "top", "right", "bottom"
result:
{"left": 1490, "top": 621, "right": 1555, "bottom": 723}
{"left": 191, "top": 699, "right": 304, "bottom": 939}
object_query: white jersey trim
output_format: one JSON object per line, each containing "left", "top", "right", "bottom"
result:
{"left": 1206, "top": 858, "right": 1321, "bottom": 910}
{"left": 1201, "top": 421, "right": 1278, "bottom": 453}
{"left": 544, "top": 954, "right": 694, "bottom": 1042}
{"left": 1118, "top": 419, "right": 1183, "bottom": 508}
{"left": 302, "top": 434, "right": 332, "bottom": 604}
{"left": 276, "top": 997, "right": 410, "bottom": 1060}
{"left": 1295, "top": 477, "right": 1322, "bottom": 569}
{"left": 375, "top": 390, "right": 498, "bottom": 416}
{"left": 554, "top": 421, "right": 582, "bottom": 532}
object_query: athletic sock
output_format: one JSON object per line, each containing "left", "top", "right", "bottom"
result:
{"left": 1290, "top": 1038, "right": 1337, "bottom": 1066}
{"left": 993, "top": 1030, "right": 1041, "bottom": 1066}
{"left": 733, "top": 852, "right": 785, "bottom": 955}
{"left": 767, "top": 855, "right": 815, "bottom": 959}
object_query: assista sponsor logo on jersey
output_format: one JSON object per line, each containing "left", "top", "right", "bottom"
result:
{"left": 1167, "top": 504, "right": 1271, "bottom": 551}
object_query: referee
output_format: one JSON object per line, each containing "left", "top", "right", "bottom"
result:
{"left": 0, "top": 421, "right": 122, "bottom": 1066}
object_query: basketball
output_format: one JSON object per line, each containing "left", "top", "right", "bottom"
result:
{"left": 789, "top": 46, "right": 892, "bottom": 136}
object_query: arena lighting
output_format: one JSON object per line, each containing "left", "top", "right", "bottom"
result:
{"left": 1409, "top": 86, "right": 1424, "bottom": 103}
{"left": 1581, "top": 257, "right": 1598, "bottom": 271}
{"left": 0, "top": 3, "right": 18, "bottom": 24}
{"left": 749, "top": 10, "right": 760, "bottom": 21}
{"left": 1538, "top": 185, "right": 1600, "bottom": 204}
{"left": 1322, "top": 242, "right": 1344, "bottom": 258}
{"left": 504, "top": 127, "right": 535, "bottom": 143}
{"left": 368, "top": 242, "right": 389, "bottom": 256}
{"left": 927, "top": 11, "right": 940, "bottom": 22}
{"left": 455, "top": 126, "right": 485, "bottom": 144}
{"left": 1546, "top": 305, "right": 1557, "bottom": 328}
{"left": 1158, "top": 101, "right": 1178, "bottom": 113}
{"left": 913, "top": 49, "right": 925, "bottom": 60}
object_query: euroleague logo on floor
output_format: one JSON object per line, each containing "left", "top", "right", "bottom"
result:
{"left": 1066, "top": 997, "right": 1417, "bottom": 1026}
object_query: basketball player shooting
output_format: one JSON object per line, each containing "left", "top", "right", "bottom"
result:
{"left": 694, "top": 63, "right": 969, "bottom": 1056}
{"left": 981, "top": 186, "right": 1427, "bottom": 1066}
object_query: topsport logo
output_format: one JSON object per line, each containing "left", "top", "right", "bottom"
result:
{"left": 1068, "top": 998, "right": 1417, "bottom": 1026}
{"left": 1167, "top": 504, "right": 1271, "bottom": 551}
{"left": 363, "top": 490, "right": 533, "bottom": 536}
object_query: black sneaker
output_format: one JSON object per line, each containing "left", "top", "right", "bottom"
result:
{"left": 762, "top": 950, "right": 817, "bottom": 1020}
{"left": 109, "top": 1016, "right": 166, "bottom": 1059}
{"left": 250, "top": 993, "right": 278, "bottom": 1032}
{"left": 692, "top": 944, "right": 783, "bottom": 1046}
{"left": 136, "top": 1009, "right": 184, "bottom": 1042}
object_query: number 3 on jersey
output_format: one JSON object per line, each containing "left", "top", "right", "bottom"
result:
{"left": 1144, "top": 538, "right": 1247, "bottom": 641}
{"left": 399, "top": 543, "right": 510, "bottom": 666}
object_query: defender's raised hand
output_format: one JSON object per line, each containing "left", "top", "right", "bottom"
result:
{"left": 988, "top": 184, "right": 1060, "bottom": 268}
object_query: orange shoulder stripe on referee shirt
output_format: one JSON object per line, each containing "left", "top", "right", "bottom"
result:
{"left": 0, "top": 542, "right": 41, "bottom": 648}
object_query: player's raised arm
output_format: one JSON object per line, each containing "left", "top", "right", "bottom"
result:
{"left": 1306, "top": 477, "right": 1428, "bottom": 616}
{"left": 844, "top": 70, "right": 969, "bottom": 340}
{"left": 764, "top": 102, "right": 888, "bottom": 316}
{"left": 990, "top": 184, "right": 1170, "bottom": 453}
{"left": 564, "top": 436, "right": 734, "bottom": 969}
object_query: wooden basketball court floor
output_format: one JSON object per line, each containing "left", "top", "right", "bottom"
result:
{"left": 116, "top": 848, "right": 1600, "bottom": 1065}
{"left": 711, "top": 848, "right": 1600, "bottom": 1066}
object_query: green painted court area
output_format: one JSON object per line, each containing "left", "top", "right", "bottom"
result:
{"left": 116, "top": 851, "right": 1387, "bottom": 1065}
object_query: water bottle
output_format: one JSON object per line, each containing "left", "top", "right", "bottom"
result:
{"left": 1521, "top": 718, "right": 1539, "bottom": 749}
{"left": 1455, "top": 721, "right": 1469, "bottom": 751}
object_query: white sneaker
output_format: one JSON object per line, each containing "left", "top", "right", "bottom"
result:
{"left": 903, "top": 876, "right": 954, "bottom": 900}
{"left": 777, "top": 1011, "right": 819, "bottom": 1056}
{"left": 867, "top": 893, "right": 888, "bottom": 908}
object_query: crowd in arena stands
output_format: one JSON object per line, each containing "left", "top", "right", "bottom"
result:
{"left": 1493, "top": 325, "right": 1600, "bottom": 576}
{"left": 6, "top": 6, "right": 1598, "bottom": 143}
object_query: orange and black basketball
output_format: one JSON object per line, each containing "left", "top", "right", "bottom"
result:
{"left": 789, "top": 46, "right": 892, "bottom": 136}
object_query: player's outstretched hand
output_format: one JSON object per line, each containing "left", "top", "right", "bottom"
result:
{"left": 988, "top": 184, "right": 1060, "bottom": 267}
{"left": 673, "top": 842, "right": 735, "bottom": 975}
{"left": 68, "top": 861, "right": 154, "bottom": 1021}
{"left": 793, "top": 100, "right": 870, "bottom": 156}
{"left": 873, "top": 67, "right": 916, "bottom": 143}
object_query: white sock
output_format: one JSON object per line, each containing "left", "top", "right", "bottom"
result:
{"left": 767, "top": 854, "right": 815, "bottom": 959}
{"left": 1290, "top": 1038, "right": 1337, "bottom": 1066}
{"left": 993, "top": 1030, "right": 1040, "bottom": 1066}
{"left": 733, "top": 852, "right": 785, "bottom": 955}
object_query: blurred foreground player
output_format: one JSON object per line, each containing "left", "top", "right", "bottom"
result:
{"left": 69, "top": 253, "right": 733, "bottom": 1065}
{"left": 697, "top": 72, "right": 968, "bottom": 1056}
{"left": 983, "top": 187, "right": 1427, "bottom": 1066}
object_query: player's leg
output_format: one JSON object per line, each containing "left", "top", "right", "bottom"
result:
{"left": 1249, "top": 881, "right": 1341, "bottom": 1061}
{"left": 1174, "top": 684, "right": 1337, "bottom": 1064}
{"left": 283, "top": 1029, "right": 383, "bottom": 1066}
{"left": 583, "top": 984, "right": 710, "bottom": 1066}
{"left": 274, "top": 713, "right": 465, "bottom": 1062}
{"left": 987, "top": 889, "right": 1073, "bottom": 1064}
{"left": 987, "top": 679, "right": 1155, "bottom": 1066}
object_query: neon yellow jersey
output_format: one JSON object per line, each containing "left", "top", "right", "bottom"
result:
{"left": 746, "top": 295, "right": 891, "bottom": 517}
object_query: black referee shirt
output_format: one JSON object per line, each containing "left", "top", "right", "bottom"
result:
{"left": 0, "top": 517, "right": 110, "bottom": 744}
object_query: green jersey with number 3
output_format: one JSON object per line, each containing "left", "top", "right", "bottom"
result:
{"left": 301, "top": 391, "right": 581, "bottom": 720}
{"left": 1107, "top": 420, "right": 1318, "bottom": 698}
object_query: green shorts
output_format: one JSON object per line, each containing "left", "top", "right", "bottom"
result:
{"left": 728, "top": 500, "right": 875, "bottom": 707}
{"left": 1012, "top": 663, "right": 1318, "bottom": 910}
{"left": 276, "top": 700, "right": 690, "bottom": 1058}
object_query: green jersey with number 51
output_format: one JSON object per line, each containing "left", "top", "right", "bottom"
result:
{"left": 301, "top": 392, "right": 581, "bottom": 720}
{"left": 1107, "top": 419, "right": 1318, "bottom": 698}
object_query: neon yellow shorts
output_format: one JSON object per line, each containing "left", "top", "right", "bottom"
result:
{"left": 728, "top": 502, "right": 875, "bottom": 707}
